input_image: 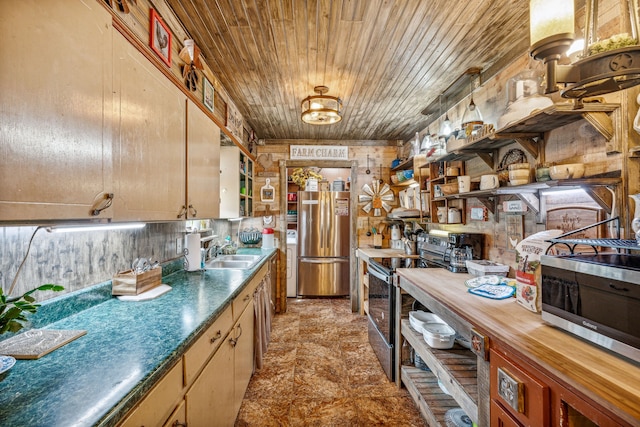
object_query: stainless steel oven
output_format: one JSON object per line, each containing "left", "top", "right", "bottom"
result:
{"left": 541, "top": 253, "right": 640, "bottom": 363}
{"left": 367, "top": 257, "right": 416, "bottom": 381}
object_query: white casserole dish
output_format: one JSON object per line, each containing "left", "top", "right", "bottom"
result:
{"left": 422, "top": 322, "right": 456, "bottom": 349}
{"left": 409, "top": 311, "right": 443, "bottom": 332}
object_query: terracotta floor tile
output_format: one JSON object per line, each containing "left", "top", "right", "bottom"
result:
{"left": 289, "top": 398, "right": 359, "bottom": 427}
{"left": 237, "top": 298, "right": 426, "bottom": 426}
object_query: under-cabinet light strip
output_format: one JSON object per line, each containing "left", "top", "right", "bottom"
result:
{"left": 46, "top": 223, "right": 146, "bottom": 233}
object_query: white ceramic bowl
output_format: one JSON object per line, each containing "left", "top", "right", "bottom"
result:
{"left": 549, "top": 163, "right": 585, "bottom": 180}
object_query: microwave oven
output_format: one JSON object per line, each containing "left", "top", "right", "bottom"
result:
{"left": 541, "top": 253, "right": 640, "bottom": 363}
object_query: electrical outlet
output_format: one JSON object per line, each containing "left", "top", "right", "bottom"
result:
{"left": 176, "top": 237, "right": 183, "bottom": 254}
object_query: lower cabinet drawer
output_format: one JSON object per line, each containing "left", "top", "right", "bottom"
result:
{"left": 184, "top": 304, "right": 233, "bottom": 386}
{"left": 232, "top": 264, "right": 266, "bottom": 320}
{"left": 490, "top": 349, "right": 550, "bottom": 426}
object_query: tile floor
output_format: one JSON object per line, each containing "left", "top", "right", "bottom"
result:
{"left": 235, "top": 298, "right": 426, "bottom": 426}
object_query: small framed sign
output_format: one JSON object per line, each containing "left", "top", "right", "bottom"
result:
{"left": 203, "top": 78, "right": 214, "bottom": 112}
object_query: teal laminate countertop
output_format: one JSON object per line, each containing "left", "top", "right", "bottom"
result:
{"left": 0, "top": 248, "right": 276, "bottom": 427}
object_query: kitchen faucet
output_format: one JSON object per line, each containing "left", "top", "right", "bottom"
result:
{"left": 212, "top": 243, "right": 231, "bottom": 258}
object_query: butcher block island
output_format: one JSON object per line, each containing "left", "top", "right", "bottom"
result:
{"left": 395, "top": 268, "right": 640, "bottom": 427}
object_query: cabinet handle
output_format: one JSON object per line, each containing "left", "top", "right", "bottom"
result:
{"left": 176, "top": 205, "right": 187, "bottom": 219}
{"left": 171, "top": 421, "right": 187, "bottom": 427}
{"left": 210, "top": 330, "right": 221, "bottom": 343}
{"left": 243, "top": 294, "right": 251, "bottom": 302}
{"left": 90, "top": 193, "right": 114, "bottom": 216}
{"left": 188, "top": 204, "right": 198, "bottom": 218}
{"left": 229, "top": 325, "right": 243, "bottom": 347}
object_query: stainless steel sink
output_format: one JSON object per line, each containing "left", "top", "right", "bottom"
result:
{"left": 219, "top": 255, "right": 263, "bottom": 262}
{"left": 204, "top": 254, "right": 263, "bottom": 270}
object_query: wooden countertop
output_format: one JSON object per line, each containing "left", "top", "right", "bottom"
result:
{"left": 396, "top": 268, "right": 640, "bottom": 425}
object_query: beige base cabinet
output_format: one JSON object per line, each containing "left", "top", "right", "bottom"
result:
{"left": 0, "top": 0, "right": 114, "bottom": 221}
{"left": 118, "top": 361, "right": 184, "bottom": 427}
{"left": 233, "top": 299, "right": 255, "bottom": 416}
{"left": 186, "top": 327, "right": 236, "bottom": 426}
{"left": 119, "top": 267, "right": 266, "bottom": 427}
{"left": 112, "top": 30, "right": 186, "bottom": 221}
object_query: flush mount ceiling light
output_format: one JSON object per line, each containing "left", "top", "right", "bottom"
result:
{"left": 301, "top": 86, "right": 343, "bottom": 125}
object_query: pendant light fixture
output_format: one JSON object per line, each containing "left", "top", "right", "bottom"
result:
{"left": 438, "top": 95, "right": 452, "bottom": 138}
{"left": 461, "top": 72, "right": 483, "bottom": 136}
{"left": 301, "top": 86, "right": 343, "bottom": 125}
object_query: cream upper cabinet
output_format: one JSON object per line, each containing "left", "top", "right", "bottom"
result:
{"left": 186, "top": 100, "right": 220, "bottom": 219}
{"left": 112, "top": 31, "right": 186, "bottom": 221}
{"left": 0, "top": 0, "right": 114, "bottom": 221}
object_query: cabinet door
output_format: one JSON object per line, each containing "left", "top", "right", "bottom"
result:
{"left": 219, "top": 146, "right": 240, "bottom": 218}
{"left": 233, "top": 300, "right": 255, "bottom": 416}
{"left": 186, "top": 336, "right": 235, "bottom": 427}
{"left": 0, "top": 0, "right": 113, "bottom": 221}
{"left": 186, "top": 100, "right": 220, "bottom": 219}
{"left": 163, "top": 400, "right": 186, "bottom": 427}
{"left": 112, "top": 31, "right": 185, "bottom": 221}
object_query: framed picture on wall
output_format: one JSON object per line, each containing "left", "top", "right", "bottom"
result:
{"left": 203, "top": 78, "right": 214, "bottom": 112}
{"left": 150, "top": 9, "right": 172, "bottom": 67}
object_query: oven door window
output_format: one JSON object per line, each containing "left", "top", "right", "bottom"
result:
{"left": 368, "top": 266, "right": 393, "bottom": 343}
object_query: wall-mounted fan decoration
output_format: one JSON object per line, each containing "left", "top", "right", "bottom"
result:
{"left": 359, "top": 179, "right": 394, "bottom": 216}
{"left": 179, "top": 39, "right": 203, "bottom": 91}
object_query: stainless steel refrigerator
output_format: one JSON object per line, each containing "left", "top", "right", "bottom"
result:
{"left": 297, "top": 191, "right": 350, "bottom": 296}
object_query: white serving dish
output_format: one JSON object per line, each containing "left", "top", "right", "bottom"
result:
{"left": 409, "top": 311, "right": 443, "bottom": 332}
{"left": 422, "top": 322, "right": 456, "bottom": 349}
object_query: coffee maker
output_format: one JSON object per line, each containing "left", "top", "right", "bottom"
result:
{"left": 445, "top": 233, "right": 484, "bottom": 273}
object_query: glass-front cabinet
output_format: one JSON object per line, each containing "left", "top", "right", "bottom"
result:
{"left": 220, "top": 144, "right": 253, "bottom": 218}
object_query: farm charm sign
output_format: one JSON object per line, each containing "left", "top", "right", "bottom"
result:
{"left": 290, "top": 145, "right": 349, "bottom": 160}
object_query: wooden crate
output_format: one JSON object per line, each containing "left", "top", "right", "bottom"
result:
{"left": 112, "top": 267, "right": 162, "bottom": 296}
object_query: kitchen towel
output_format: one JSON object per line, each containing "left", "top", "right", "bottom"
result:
{"left": 185, "top": 233, "right": 201, "bottom": 271}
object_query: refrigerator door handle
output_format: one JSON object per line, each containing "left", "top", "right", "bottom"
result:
{"left": 300, "top": 258, "right": 349, "bottom": 264}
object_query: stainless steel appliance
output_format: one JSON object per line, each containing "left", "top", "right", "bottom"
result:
{"left": 541, "top": 253, "right": 640, "bottom": 363}
{"left": 418, "top": 230, "right": 484, "bottom": 272}
{"left": 297, "top": 191, "right": 350, "bottom": 296}
{"left": 367, "top": 257, "right": 416, "bottom": 381}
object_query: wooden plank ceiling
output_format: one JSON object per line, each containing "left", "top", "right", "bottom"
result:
{"left": 166, "top": 0, "right": 530, "bottom": 142}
